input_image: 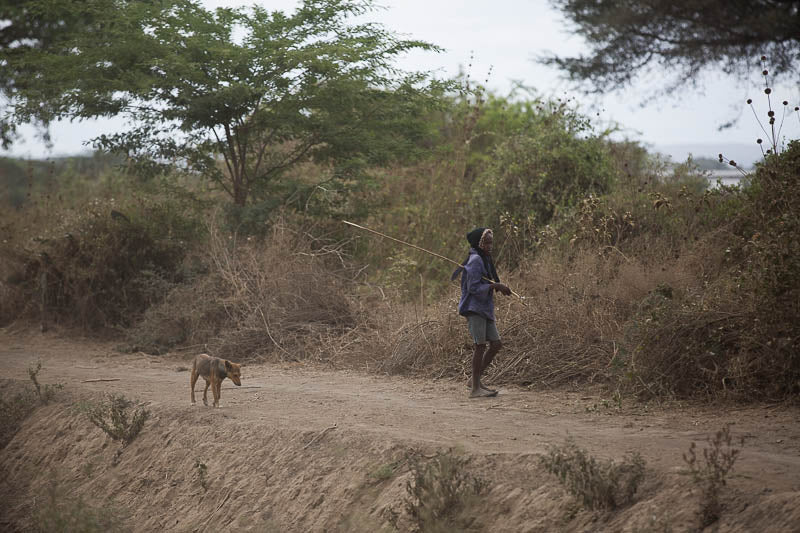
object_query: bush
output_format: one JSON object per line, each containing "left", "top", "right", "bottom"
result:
{"left": 472, "top": 98, "right": 617, "bottom": 266}
{"left": 81, "top": 393, "right": 150, "bottom": 447}
{"left": 618, "top": 142, "right": 800, "bottom": 399}
{"left": 541, "top": 438, "right": 645, "bottom": 510}
{"left": 28, "top": 359, "right": 63, "bottom": 405}
{"left": 405, "top": 449, "right": 489, "bottom": 533}
{"left": 1, "top": 192, "right": 202, "bottom": 329}
{"left": 734, "top": 142, "right": 800, "bottom": 382}
{"left": 683, "top": 425, "right": 741, "bottom": 527}
{"left": 0, "top": 361, "right": 63, "bottom": 448}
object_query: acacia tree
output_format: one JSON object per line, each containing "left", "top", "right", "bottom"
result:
{"left": 1, "top": 0, "right": 444, "bottom": 206}
{"left": 541, "top": 0, "right": 800, "bottom": 97}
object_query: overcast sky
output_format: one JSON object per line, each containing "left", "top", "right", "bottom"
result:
{"left": 3, "top": 0, "right": 799, "bottom": 166}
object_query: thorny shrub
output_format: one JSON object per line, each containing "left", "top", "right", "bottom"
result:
{"left": 541, "top": 438, "right": 646, "bottom": 510}
{"left": 81, "top": 393, "right": 150, "bottom": 447}
{"left": 404, "top": 449, "right": 489, "bottom": 533}
{"left": 28, "top": 359, "right": 63, "bottom": 405}
{"left": 683, "top": 424, "right": 742, "bottom": 528}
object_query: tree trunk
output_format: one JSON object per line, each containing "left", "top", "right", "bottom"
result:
{"left": 232, "top": 172, "right": 248, "bottom": 207}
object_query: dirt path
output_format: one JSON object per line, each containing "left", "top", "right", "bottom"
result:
{"left": 3, "top": 329, "right": 800, "bottom": 532}
{"left": 3, "top": 330, "right": 799, "bottom": 491}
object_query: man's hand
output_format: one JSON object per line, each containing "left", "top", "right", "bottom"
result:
{"left": 492, "top": 283, "right": 512, "bottom": 296}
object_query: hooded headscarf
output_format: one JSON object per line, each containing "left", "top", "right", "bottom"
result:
{"left": 451, "top": 227, "right": 500, "bottom": 282}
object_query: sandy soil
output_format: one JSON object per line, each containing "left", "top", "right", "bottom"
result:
{"left": 1, "top": 329, "right": 799, "bottom": 532}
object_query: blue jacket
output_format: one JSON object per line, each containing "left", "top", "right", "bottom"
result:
{"left": 457, "top": 248, "right": 495, "bottom": 321}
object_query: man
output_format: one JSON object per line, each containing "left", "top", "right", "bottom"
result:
{"left": 454, "top": 227, "right": 511, "bottom": 398}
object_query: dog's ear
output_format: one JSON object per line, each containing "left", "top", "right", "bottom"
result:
{"left": 225, "top": 360, "right": 233, "bottom": 372}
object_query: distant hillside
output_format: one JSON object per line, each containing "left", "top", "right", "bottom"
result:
{"left": 654, "top": 142, "right": 763, "bottom": 169}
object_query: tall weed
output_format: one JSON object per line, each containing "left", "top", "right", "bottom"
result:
{"left": 405, "top": 449, "right": 489, "bottom": 532}
{"left": 541, "top": 438, "right": 645, "bottom": 510}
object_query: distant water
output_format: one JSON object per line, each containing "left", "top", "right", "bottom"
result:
{"left": 707, "top": 169, "right": 746, "bottom": 188}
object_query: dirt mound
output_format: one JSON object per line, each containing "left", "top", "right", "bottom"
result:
{"left": 2, "top": 400, "right": 799, "bottom": 532}
{"left": 1, "top": 331, "right": 800, "bottom": 531}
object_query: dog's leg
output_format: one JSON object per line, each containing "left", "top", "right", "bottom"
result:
{"left": 203, "top": 379, "right": 210, "bottom": 406}
{"left": 190, "top": 365, "right": 198, "bottom": 405}
{"left": 212, "top": 376, "right": 221, "bottom": 408}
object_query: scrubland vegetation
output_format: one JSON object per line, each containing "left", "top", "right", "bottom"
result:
{"left": 2, "top": 83, "right": 798, "bottom": 403}
{"left": 3, "top": 3, "right": 799, "bottom": 531}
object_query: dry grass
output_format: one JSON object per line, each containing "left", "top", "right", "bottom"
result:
{"left": 201, "top": 217, "right": 364, "bottom": 363}
{"left": 371, "top": 246, "right": 700, "bottom": 389}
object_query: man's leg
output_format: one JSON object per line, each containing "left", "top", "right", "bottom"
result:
{"left": 479, "top": 319, "right": 502, "bottom": 391}
{"left": 471, "top": 343, "right": 487, "bottom": 395}
{"left": 467, "top": 315, "right": 496, "bottom": 398}
{"left": 482, "top": 340, "right": 502, "bottom": 373}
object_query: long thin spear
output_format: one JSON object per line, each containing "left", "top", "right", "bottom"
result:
{"left": 342, "top": 220, "right": 526, "bottom": 305}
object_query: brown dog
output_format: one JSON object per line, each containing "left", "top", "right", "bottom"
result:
{"left": 190, "top": 353, "right": 242, "bottom": 408}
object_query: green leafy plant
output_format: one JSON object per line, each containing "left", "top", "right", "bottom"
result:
{"left": 81, "top": 394, "right": 150, "bottom": 447}
{"left": 541, "top": 438, "right": 645, "bottom": 510}
{"left": 474, "top": 97, "right": 616, "bottom": 241}
{"left": 683, "top": 424, "right": 742, "bottom": 527}
{"left": 4, "top": 0, "right": 444, "bottom": 209}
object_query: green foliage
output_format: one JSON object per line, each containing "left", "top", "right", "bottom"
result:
{"left": 405, "top": 449, "right": 488, "bottom": 533}
{"left": 356, "top": 90, "right": 619, "bottom": 292}
{"left": 541, "top": 438, "right": 645, "bottom": 510}
{"left": 3, "top": 0, "right": 446, "bottom": 209}
{"left": 481, "top": 131, "right": 614, "bottom": 226}
{"left": 469, "top": 97, "right": 616, "bottom": 265}
{"left": 683, "top": 425, "right": 741, "bottom": 528}
{"left": 80, "top": 393, "right": 150, "bottom": 446}
{"left": 542, "top": 0, "right": 800, "bottom": 99}
{"left": 566, "top": 167, "right": 721, "bottom": 255}
{"left": 737, "top": 141, "right": 800, "bottom": 319}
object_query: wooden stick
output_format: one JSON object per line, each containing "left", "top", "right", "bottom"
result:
{"left": 343, "top": 220, "right": 462, "bottom": 267}
{"left": 343, "top": 220, "right": 527, "bottom": 305}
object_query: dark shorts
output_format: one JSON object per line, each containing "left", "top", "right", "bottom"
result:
{"left": 466, "top": 313, "right": 500, "bottom": 344}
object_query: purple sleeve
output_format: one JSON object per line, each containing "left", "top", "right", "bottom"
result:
{"left": 464, "top": 257, "right": 492, "bottom": 297}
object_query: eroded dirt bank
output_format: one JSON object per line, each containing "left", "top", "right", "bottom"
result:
{"left": 1, "top": 331, "right": 799, "bottom": 531}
